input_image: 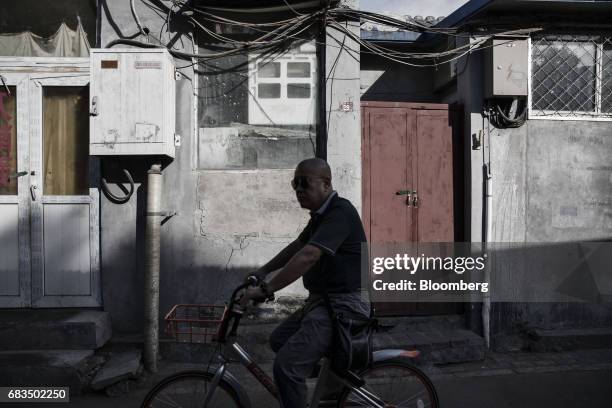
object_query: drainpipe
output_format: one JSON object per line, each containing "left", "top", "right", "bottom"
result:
{"left": 482, "top": 158, "right": 493, "bottom": 349}
{"left": 144, "top": 164, "right": 162, "bottom": 372}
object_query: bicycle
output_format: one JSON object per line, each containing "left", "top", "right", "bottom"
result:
{"left": 141, "top": 278, "right": 439, "bottom": 407}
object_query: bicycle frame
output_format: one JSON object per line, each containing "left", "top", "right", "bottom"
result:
{"left": 204, "top": 338, "right": 386, "bottom": 408}
{"left": 202, "top": 280, "right": 387, "bottom": 408}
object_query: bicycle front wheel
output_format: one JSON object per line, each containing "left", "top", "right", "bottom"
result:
{"left": 338, "top": 360, "right": 439, "bottom": 408}
{"left": 141, "top": 370, "right": 243, "bottom": 408}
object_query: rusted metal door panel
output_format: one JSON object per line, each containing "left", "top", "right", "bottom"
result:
{"left": 363, "top": 107, "right": 415, "bottom": 244}
{"left": 415, "top": 109, "right": 455, "bottom": 242}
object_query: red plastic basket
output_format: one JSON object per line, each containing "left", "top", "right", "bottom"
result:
{"left": 164, "top": 304, "right": 227, "bottom": 343}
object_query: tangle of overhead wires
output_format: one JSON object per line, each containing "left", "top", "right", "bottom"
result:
{"left": 114, "top": 0, "right": 541, "bottom": 69}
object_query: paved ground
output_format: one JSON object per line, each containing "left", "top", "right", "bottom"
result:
{"left": 4, "top": 348, "right": 612, "bottom": 407}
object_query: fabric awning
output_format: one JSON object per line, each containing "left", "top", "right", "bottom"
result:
{"left": 0, "top": 20, "right": 90, "bottom": 57}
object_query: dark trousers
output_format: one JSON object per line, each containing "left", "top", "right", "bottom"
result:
{"left": 269, "top": 293, "right": 370, "bottom": 408}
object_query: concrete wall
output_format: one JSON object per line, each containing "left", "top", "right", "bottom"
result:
{"left": 326, "top": 0, "right": 361, "bottom": 212}
{"left": 360, "top": 53, "right": 436, "bottom": 103}
{"left": 441, "top": 35, "right": 612, "bottom": 343}
{"left": 99, "top": 0, "right": 361, "bottom": 334}
{"left": 487, "top": 119, "right": 612, "bottom": 341}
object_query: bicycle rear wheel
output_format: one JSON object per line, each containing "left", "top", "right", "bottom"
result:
{"left": 338, "top": 360, "right": 439, "bottom": 408}
{"left": 141, "top": 370, "right": 243, "bottom": 408}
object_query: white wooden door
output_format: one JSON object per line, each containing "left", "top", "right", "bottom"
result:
{"left": 28, "top": 74, "right": 100, "bottom": 307}
{"left": 0, "top": 75, "right": 31, "bottom": 307}
{"left": 0, "top": 59, "right": 100, "bottom": 308}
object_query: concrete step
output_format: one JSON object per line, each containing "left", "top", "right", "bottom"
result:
{"left": 532, "top": 327, "right": 612, "bottom": 351}
{"left": 0, "top": 350, "right": 94, "bottom": 395}
{"left": 159, "top": 318, "right": 485, "bottom": 365}
{"left": 0, "top": 309, "right": 111, "bottom": 350}
{"left": 91, "top": 350, "right": 143, "bottom": 391}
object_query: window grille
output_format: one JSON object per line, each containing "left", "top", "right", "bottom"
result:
{"left": 531, "top": 34, "right": 612, "bottom": 118}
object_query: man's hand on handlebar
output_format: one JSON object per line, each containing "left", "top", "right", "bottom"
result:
{"left": 243, "top": 270, "right": 265, "bottom": 284}
{"left": 238, "top": 275, "right": 274, "bottom": 307}
{"left": 239, "top": 285, "right": 268, "bottom": 307}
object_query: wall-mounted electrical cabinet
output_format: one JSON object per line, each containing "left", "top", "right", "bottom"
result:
{"left": 484, "top": 37, "right": 529, "bottom": 98}
{"left": 89, "top": 48, "right": 176, "bottom": 158}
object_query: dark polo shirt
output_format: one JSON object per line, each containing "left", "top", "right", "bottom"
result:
{"left": 297, "top": 191, "right": 367, "bottom": 294}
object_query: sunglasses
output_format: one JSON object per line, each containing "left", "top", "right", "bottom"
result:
{"left": 291, "top": 176, "right": 327, "bottom": 190}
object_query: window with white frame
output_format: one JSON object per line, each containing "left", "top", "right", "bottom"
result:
{"left": 531, "top": 34, "right": 612, "bottom": 118}
{"left": 248, "top": 44, "right": 317, "bottom": 125}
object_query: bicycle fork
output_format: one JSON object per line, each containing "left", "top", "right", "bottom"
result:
{"left": 203, "top": 361, "right": 227, "bottom": 407}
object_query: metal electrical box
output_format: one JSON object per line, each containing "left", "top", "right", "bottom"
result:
{"left": 484, "top": 37, "right": 529, "bottom": 98}
{"left": 89, "top": 48, "right": 176, "bottom": 158}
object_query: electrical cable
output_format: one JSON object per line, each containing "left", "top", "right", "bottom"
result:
{"left": 326, "top": 33, "right": 346, "bottom": 136}
{"left": 130, "top": 0, "right": 149, "bottom": 37}
{"left": 120, "top": 2, "right": 542, "bottom": 69}
{"left": 488, "top": 98, "right": 527, "bottom": 128}
{"left": 281, "top": 0, "right": 305, "bottom": 16}
{"left": 101, "top": 168, "right": 135, "bottom": 204}
{"left": 327, "top": 20, "right": 489, "bottom": 67}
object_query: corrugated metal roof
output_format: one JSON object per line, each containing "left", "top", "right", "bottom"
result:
{"left": 434, "top": 0, "right": 493, "bottom": 29}
{"left": 435, "top": 0, "right": 612, "bottom": 28}
{"left": 360, "top": 30, "right": 422, "bottom": 42}
{"left": 359, "top": 14, "right": 444, "bottom": 42}
{"left": 361, "top": 14, "right": 445, "bottom": 32}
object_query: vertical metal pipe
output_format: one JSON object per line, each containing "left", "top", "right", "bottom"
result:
{"left": 144, "top": 164, "right": 162, "bottom": 372}
{"left": 483, "top": 162, "right": 493, "bottom": 349}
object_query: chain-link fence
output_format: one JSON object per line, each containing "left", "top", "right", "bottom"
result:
{"left": 531, "top": 34, "right": 612, "bottom": 118}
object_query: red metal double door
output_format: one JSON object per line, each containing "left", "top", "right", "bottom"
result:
{"left": 362, "top": 102, "right": 461, "bottom": 316}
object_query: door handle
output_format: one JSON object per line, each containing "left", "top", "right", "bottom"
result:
{"left": 90, "top": 96, "right": 98, "bottom": 116}
{"left": 9, "top": 171, "right": 28, "bottom": 179}
{"left": 412, "top": 191, "right": 418, "bottom": 208}
{"left": 396, "top": 190, "right": 414, "bottom": 206}
{"left": 30, "top": 184, "right": 37, "bottom": 201}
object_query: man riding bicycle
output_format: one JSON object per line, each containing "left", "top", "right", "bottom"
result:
{"left": 240, "top": 158, "right": 371, "bottom": 408}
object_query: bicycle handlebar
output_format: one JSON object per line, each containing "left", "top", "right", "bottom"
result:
{"left": 229, "top": 275, "right": 259, "bottom": 308}
{"left": 217, "top": 276, "right": 261, "bottom": 342}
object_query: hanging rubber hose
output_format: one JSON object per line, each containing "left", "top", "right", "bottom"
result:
{"left": 101, "top": 168, "right": 135, "bottom": 204}
{"left": 489, "top": 97, "right": 527, "bottom": 128}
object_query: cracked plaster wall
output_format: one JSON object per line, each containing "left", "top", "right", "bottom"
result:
{"left": 99, "top": 0, "right": 357, "bottom": 335}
